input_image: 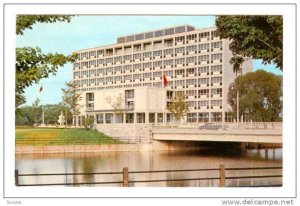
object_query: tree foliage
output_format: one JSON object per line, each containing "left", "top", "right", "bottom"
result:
{"left": 15, "top": 104, "right": 72, "bottom": 126}
{"left": 16, "top": 15, "right": 73, "bottom": 35}
{"left": 15, "top": 15, "right": 76, "bottom": 111}
{"left": 227, "top": 70, "right": 282, "bottom": 122}
{"left": 216, "top": 16, "right": 283, "bottom": 70}
{"left": 111, "top": 93, "right": 124, "bottom": 115}
{"left": 167, "top": 92, "right": 189, "bottom": 122}
{"left": 61, "top": 81, "right": 83, "bottom": 125}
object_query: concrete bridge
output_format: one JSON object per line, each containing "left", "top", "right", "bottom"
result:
{"left": 152, "top": 128, "right": 282, "bottom": 144}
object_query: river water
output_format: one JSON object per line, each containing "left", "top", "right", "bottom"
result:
{"left": 15, "top": 147, "right": 282, "bottom": 187}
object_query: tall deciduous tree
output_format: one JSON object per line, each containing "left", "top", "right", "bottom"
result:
{"left": 61, "top": 81, "right": 82, "bottom": 126}
{"left": 110, "top": 93, "right": 125, "bottom": 123}
{"left": 216, "top": 16, "right": 283, "bottom": 71}
{"left": 227, "top": 70, "right": 282, "bottom": 122}
{"left": 31, "top": 98, "right": 42, "bottom": 125}
{"left": 15, "top": 15, "right": 76, "bottom": 111}
{"left": 167, "top": 92, "right": 189, "bottom": 122}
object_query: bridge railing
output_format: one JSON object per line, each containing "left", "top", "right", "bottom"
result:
{"left": 15, "top": 165, "right": 282, "bottom": 187}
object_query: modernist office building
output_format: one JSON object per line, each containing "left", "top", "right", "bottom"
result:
{"left": 72, "top": 25, "right": 252, "bottom": 125}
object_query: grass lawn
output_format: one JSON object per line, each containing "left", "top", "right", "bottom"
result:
{"left": 15, "top": 127, "right": 124, "bottom": 146}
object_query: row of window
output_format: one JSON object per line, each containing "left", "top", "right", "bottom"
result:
{"left": 74, "top": 76, "right": 222, "bottom": 88}
{"left": 74, "top": 54, "right": 223, "bottom": 69}
{"left": 78, "top": 33, "right": 220, "bottom": 60}
{"left": 74, "top": 65, "right": 222, "bottom": 78}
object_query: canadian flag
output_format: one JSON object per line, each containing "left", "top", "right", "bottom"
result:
{"left": 39, "top": 85, "right": 43, "bottom": 93}
{"left": 163, "top": 75, "right": 168, "bottom": 87}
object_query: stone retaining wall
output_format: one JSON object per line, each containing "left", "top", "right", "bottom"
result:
{"left": 95, "top": 123, "right": 153, "bottom": 143}
{"left": 15, "top": 141, "right": 203, "bottom": 154}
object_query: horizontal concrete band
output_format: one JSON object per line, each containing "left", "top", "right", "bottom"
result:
{"left": 153, "top": 133, "right": 282, "bottom": 143}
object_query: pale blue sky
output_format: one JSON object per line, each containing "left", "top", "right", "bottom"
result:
{"left": 16, "top": 15, "right": 282, "bottom": 106}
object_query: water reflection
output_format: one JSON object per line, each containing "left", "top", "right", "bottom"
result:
{"left": 15, "top": 148, "right": 282, "bottom": 187}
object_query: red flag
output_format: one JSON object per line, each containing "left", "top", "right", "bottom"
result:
{"left": 163, "top": 75, "right": 168, "bottom": 87}
{"left": 39, "top": 85, "right": 43, "bottom": 93}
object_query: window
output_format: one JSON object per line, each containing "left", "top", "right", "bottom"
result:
{"left": 211, "top": 41, "right": 223, "bottom": 50}
{"left": 199, "top": 89, "right": 209, "bottom": 98}
{"left": 96, "top": 114, "right": 104, "bottom": 124}
{"left": 124, "top": 75, "right": 132, "bottom": 81}
{"left": 114, "top": 56, "right": 122, "bottom": 63}
{"left": 175, "top": 36, "right": 185, "bottom": 44}
{"left": 143, "top": 62, "right": 152, "bottom": 69}
{"left": 198, "top": 78, "right": 209, "bottom": 86}
{"left": 211, "top": 88, "right": 222, "bottom": 97}
{"left": 175, "top": 58, "right": 185, "bottom": 65}
{"left": 164, "top": 59, "right": 173, "bottom": 66}
{"left": 81, "top": 79, "right": 88, "bottom": 85}
{"left": 153, "top": 61, "right": 162, "bottom": 67}
{"left": 199, "top": 55, "right": 209, "bottom": 63}
{"left": 186, "top": 90, "right": 197, "bottom": 97}
{"left": 199, "top": 32, "right": 210, "bottom": 40}
{"left": 106, "top": 77, "right": 113, "bottom": 83}
{"left": 186, "top": 67, "right": 196, "bottom": 76}
{"left": 186, "top": 56, "right": 197, "bottom": 64}
{"left": 211, "top": 99, "right": 222, "bottom": 107}
{"left": 81, "top": 70, "right": 88, "bottom": 77}
{"left": 164, "top": 70, "right": 173, "bottom": 77}
{"left": 175, "top": 80, "right": 185, "bottom": 87}
{"left": 186, "top": 45, "right": 197, "bottom": 53}
{"left": 175, "top": 47, "right": 185, "bottom": 54}
{"left": 143, "top": 83, "right": 152, "bottom": 87}
{"left": 187, "top": 113, "right": 197, "bottom": 123}
{"left": 81, "top": 52, "right": 88, "bottom": 59}
{"left": 124, "top": 55, "right": 132, "bottom": 62}
{"left": 199, "top": 43, "right": 209, "bottom": 51}
{"left": 186, "top": 79, "right": 196, "bottom": 86}
{"left": 143, "top": 72, "right": 152, "bottom": 79}
{"left": 198, "top": 66, "right": 209, "bottom": 75}
{"left": 97, "top": 50, "right": 104, "bottom": 57}
{"left": 114, "top": 76, "right": 122, "bottom": 82}
{"left": 153, "top": 50, "right": 162, "bottom": 57}
{"left": 211, "top": 112, "right": 222, "bottom": 122}
{"left": 86, "top": 93, "right": 94, "bottom": 101}
{"left": 143, "top": 52, "right": 152, "bottom": 59}
{"left": 133, "top": 74, "right": 141, "bottom": 80}
{"left": 97, "top": 59, "right": 105, "bottom": 65}
{"left": 211, "top": 31, "right": 217, "bottom": 40}
{"left": 105, "top": 67, "right": 113, "bottom": 74}
{"left": 187, "top": 34, "right": 197, "bottom": 42}
{"left": 105, "top": 58, "right": 113, "bottom": 64}
{"left": 211, "top": 77, "right": 222, "bottom": 85}
{"left": 81, "top": 61, "right": 88, "bottom": 68}
{"left": 175, "top": 69, "right": 185, "bottom": 76}
{"left": 198, "top": 100, "right": 209, "bottom": 108}
{"left": 97, "top": 78, "right": 105, "bottom": 84}
{"left": 133, "top": 63, "right": 141, "bottom": 70}
{"left": 105, "top": 113, "right": 113, "bottom": 124}
{"left": 153, "top": 82, "right": 162, "bottom": 88}
{"left": 164, "top": 48, "right": 173, "bottom": 56}
{"left": 73, "top": 71, "right": 80, "bottom": 78}
{"left": 90, "top": 60, "right": 96, "bottom": 67}
{"left": 211, "top": 53, "right": 222, "bottom": 62}
{"left": 198, "top": 112, "right": 209, "bottom": 122}
{"left": 153, "top": 71, "right": 162, "bottom": 78}
{"left": 97, "top": 68, "right": 104, "bottom": 76}
{"left": 211, "top": 65, "right": 222, "bottom": 73}
{"left": 114, "top": 66, "right": 123, "bottom": 73}
{"left": 133, "top": 53, "right": 141, "bottom": 60}
{"left": 74, "top": 62, "right": 80, "bottom": 68}
{"left": 124, "top": 65, "right": 132, "bottom": 72}
{"left": 89, "top": 78, "right": 96, "bottom": 84}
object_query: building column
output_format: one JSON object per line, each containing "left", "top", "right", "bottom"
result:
{"left": 134, "top": 113, "right": 137, "bottom": 124}
{"left": 76, "top": 116, "right": 79, "bottom": 127}
{"left": 154, "top": 113, "right": 158, "bottom": 124}
{"left": 72, "top": 116, "right": 75, "bottom": 126}
{"left": 94, "top": 113, "right": 97, "bottom": 124}
{"left": 103, "top": 113, "right": 106, "bottom": 124}
{"left": 123, "top": 113, "right": 126, "bottom": 124}
{"left": 145, "top": 112, "right": 149, "bottom": 124}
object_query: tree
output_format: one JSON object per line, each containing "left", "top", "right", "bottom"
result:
{"left": 227, "top": 70, "right": 282, "bottom": 122}
{"left": 110, "top": 93, "right": 124, "bottom": 123}
{"left": 167, "top": 92, "right": 189, "bottom": 122}
{"left": 216, "top": 16, "right": 283, "bottom": 70}
{"left": 15, "top": 15, "right": 76, "bottom": 112}
{"left": 61, "top": 81, "right": 83, "bottom": 126}
{"left": 31, "top": 98, "right": 42, "bottom": 125}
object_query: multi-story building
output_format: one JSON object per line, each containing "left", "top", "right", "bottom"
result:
{"left": 72, "top": 25, "right": 252, "bottom": 126}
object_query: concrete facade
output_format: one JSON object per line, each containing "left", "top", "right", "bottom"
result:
{"left": 72, "top": 25, "right": 253, "bottom": 126}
